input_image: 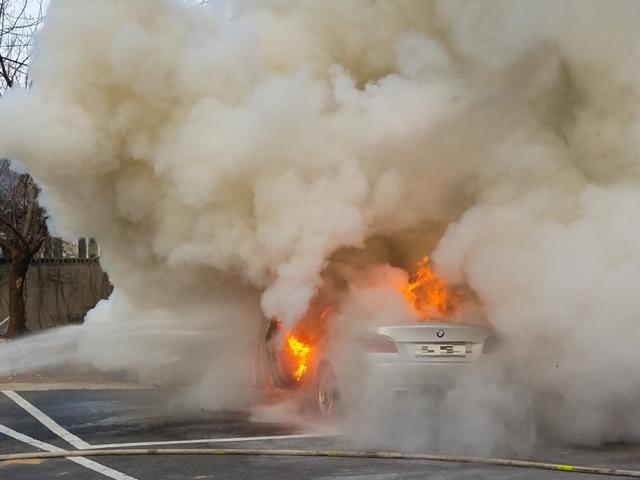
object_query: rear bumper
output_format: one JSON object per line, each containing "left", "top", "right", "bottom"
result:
{"left": 331, "top": 353, "right": 486, "bottom": 397}
{"left": 367, "top": 361, "right": 471, "bottom": 390}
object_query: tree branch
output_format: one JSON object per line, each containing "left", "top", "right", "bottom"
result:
{"left": 0, "top": 53, "right": 12, "bottom": 87}
{"left": 21, "top": 180, "right": 35, "bottom": 238}
{"left": 0, "top": 235, "right": 12, "bottom": 253}
{"left": 0, "top": 213, "right": 26, "bottom": 248}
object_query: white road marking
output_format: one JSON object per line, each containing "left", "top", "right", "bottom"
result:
{"left": 2, "top": 390, "right": 91, "bottom": 449}
{"left": 1, "top": 388, "right": 337, "bottom": 475}
{"left": 0, "top": 424, "right": 139, "bottom": 480}
{"left": 92, "top": 432, "right": 331, "bottom": 449}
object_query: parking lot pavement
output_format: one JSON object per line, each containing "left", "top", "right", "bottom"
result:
{"left": 0, "top": 388, "right": 639, "bottom": 480}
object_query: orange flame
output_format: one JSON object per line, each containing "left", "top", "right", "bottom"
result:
{"left": 404, "top": 256, "right": 458, "bottom": 315}
{"left": 286, "top": 333, "right": 312, "bottom": 381}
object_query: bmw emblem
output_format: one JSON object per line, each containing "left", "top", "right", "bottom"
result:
{"left": 436, "top": 329, "right": 445, "bottom": 338}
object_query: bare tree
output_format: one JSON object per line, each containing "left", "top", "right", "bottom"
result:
{"left": 0, "top": 1, "right": 46, "bottom": 336}
{"left": 0, "top": 160, "right": 48, "bottom": 336}
{"left": 0, "top": 0, "right": 43, "bottom": 93}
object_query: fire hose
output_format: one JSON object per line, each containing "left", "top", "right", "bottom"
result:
{"left": 2, "top": 448, "right": 640, "bottom": 477}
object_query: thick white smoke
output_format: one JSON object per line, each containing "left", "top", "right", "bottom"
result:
{"left": 1, "top": 0, "right": 640, "bottom": 451}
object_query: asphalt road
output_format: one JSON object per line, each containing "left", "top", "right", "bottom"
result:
{"left": 0, "top": 388, "right": 639, "bottom": 479}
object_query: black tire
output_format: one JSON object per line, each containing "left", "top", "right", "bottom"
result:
{"left": 316, "top": 364, "right": 340, "bottom": 418}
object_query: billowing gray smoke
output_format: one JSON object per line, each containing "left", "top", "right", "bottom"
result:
{"left": 1, "top": 0, "right": 640, "bottom": 452}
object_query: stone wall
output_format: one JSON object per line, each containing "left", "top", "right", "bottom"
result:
{"left": 0, "top": 259, "right": 113, "bottom": 331}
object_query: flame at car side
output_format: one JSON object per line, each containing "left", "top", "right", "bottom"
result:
{"left": 286, "top": 332, "right": 313, "bottom": 382}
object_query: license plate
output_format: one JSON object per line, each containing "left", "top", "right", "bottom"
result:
{"left": 416, "top": 343, "right": 466, "bottom": 358}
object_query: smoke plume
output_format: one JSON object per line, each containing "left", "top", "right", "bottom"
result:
{"left": 1, "top": 0, "right": 640, "bottom": 452}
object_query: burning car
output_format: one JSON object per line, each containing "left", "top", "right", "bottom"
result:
{"left": 254, "top": 257, "right": 498, "bottom": 417}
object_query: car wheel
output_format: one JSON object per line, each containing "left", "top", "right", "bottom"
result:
{"left": 316, "top": 364, "right": 339, "bottom": 418}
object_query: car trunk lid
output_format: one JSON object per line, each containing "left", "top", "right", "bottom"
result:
{"left": 377, "top": 323, "right": 493, "bottom": 362}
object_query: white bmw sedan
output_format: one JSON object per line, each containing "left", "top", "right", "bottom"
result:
{"left": 259, "top": 319, "right": 497, "bottom": 417}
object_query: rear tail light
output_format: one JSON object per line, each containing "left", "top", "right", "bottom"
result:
{"left": 482, "top": 336, "right": 501, "bottom": 354}
{"left": 360, "top": 333, "right": 398, "bottom": 353}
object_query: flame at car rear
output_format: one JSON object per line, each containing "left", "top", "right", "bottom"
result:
{"left": 286, "top": 333, "right": 312, "bottom": 382}
{"left": 404, "top": 256, "right": 459, "bottom": 316}
{"left": 277, "top": 258, "right": 459, "bottom": 386}
{"left": 279, "top": 259, "right": 459, "bottom": 384}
